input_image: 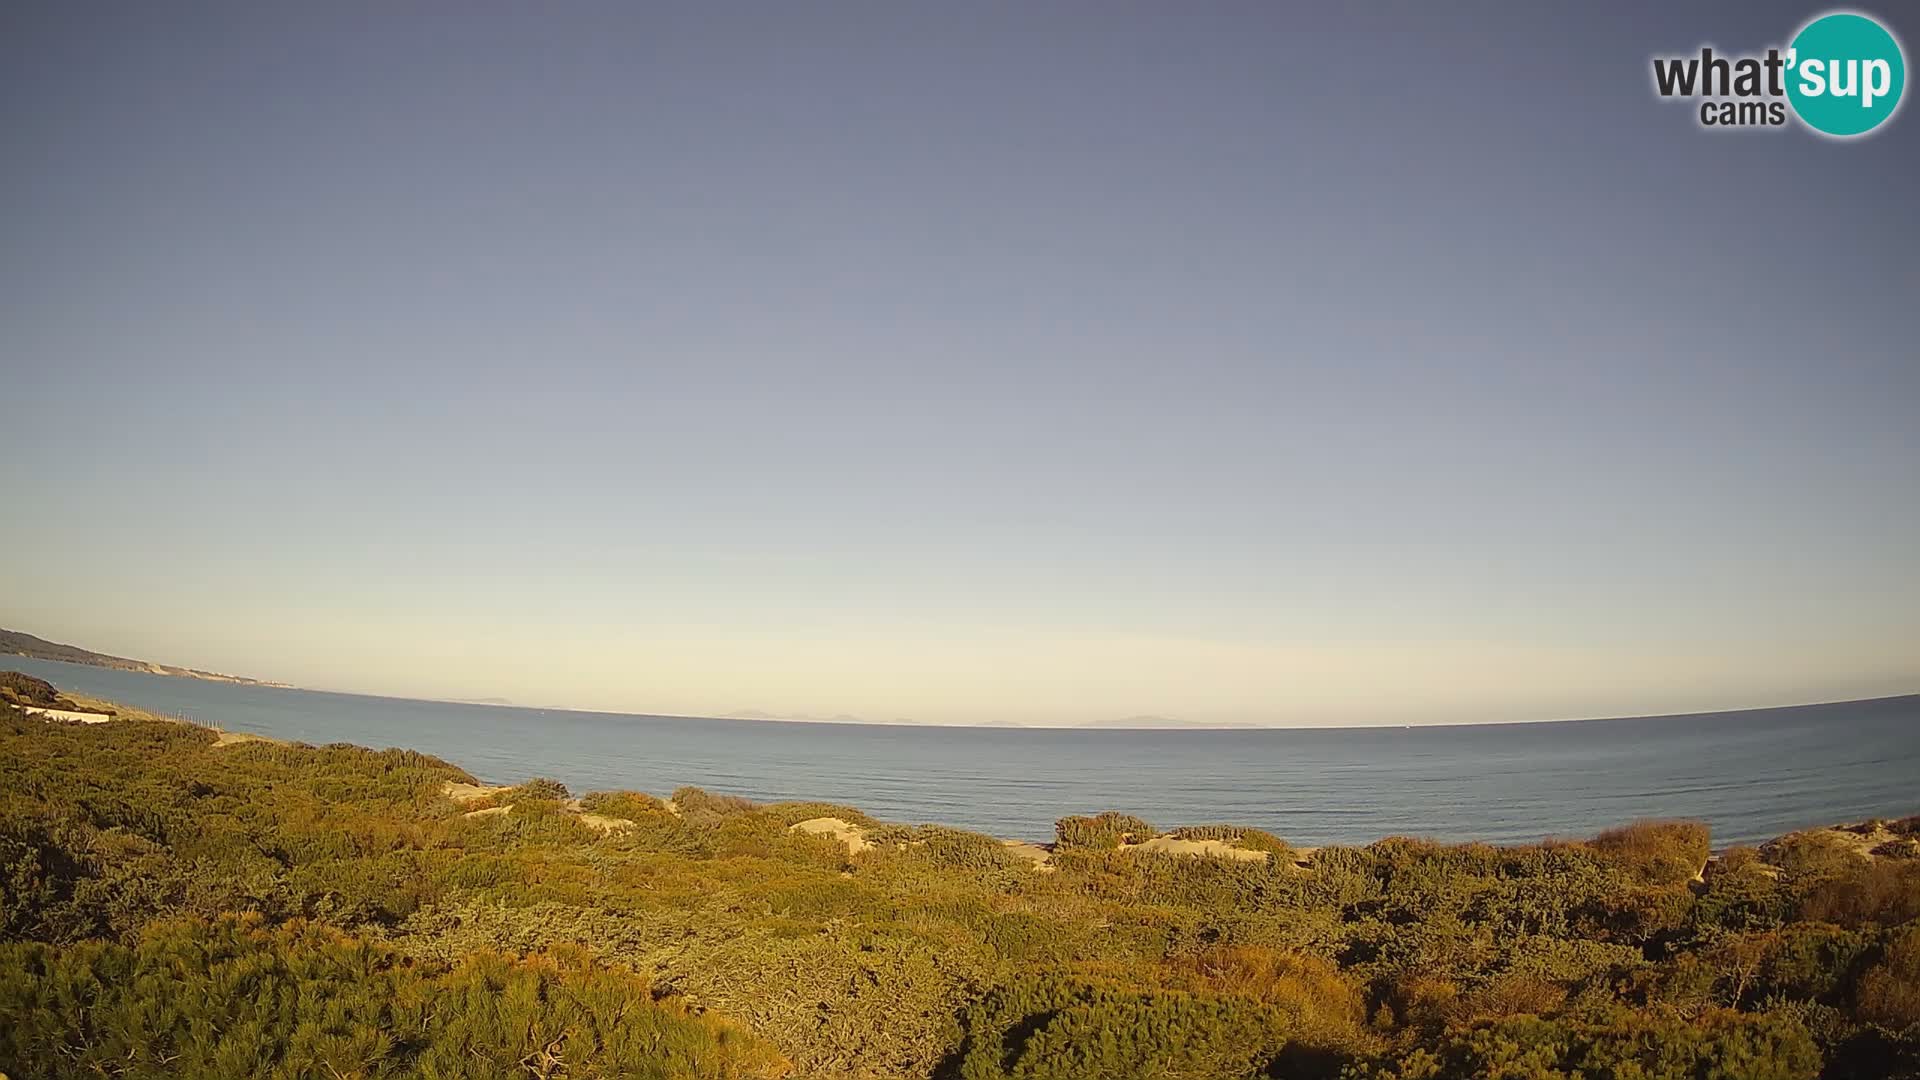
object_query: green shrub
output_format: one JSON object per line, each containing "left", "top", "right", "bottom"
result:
{"left": 1794, "top": 859, "right": 1920, "bottom": 926}
{"left": 669, "top": 786, "right": 759, "bottom": 824}
{"left": 0, "top": 672, "right": 63, "bottom": 707}
{"left": 899, "top": 825, "right": 1030, "bottom": 873}
{"left": 1055, "top": 811, "right": 1153, "bottom": 849}
{"left": 1692, "top": 847, "right": 1787, "bottom": 933}
{"left": 1173, "top": 944, "right": 1367, "bottom": 1045}
{"left": 574, "top": 789, "right": 670, "bottom": 820}
{"left": 502, "top": 776, "right": 571, "bottom": 803}
{"left": 1856, "top": 926, "right": 1920, "bottom": 1029}
{"left": 1354, "top": 1006, "right": 1821, "bottom": 1080}
{"left": 1233, "top": 828, "right": 1295, "bottom": 857}
{"left": 0, "top": 915, "right": 789, "bottom": 1079}
{"left": 951, "top": 976, "right": 1294, "bottom": 1080}
{"left": 760, "top": 800, "right": 877, "bottom": 828}
{"left": 1764, "top": 830, "right": 1864, "bottom": 880}
{"left": 1168, "top": 823, "right": 1242, "bottom": 842}
{"left": 1165, "top": 824, "right": 1295, "bottom": 858}
{"left": 1589, "top": 820, "right": 1711, "bottom": 886}
{"left": 1753, "top": 922, "right": 1871, "bottom": 1004}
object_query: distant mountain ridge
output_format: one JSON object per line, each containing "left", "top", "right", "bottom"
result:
{"left": 0, "top": 628, "right": 287, "bottom": 687}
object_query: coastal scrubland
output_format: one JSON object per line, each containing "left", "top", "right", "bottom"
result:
{"left": 1, "top": 701, "right": 1917, "bottom": 1079}
{"left": 0, "top": 672, "right": 101, "bottom": 715}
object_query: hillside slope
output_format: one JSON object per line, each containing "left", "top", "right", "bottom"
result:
{"left": 0, "top": 628, "right": 283, "bottom": 686}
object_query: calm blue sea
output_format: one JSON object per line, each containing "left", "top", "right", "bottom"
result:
{"left": 6, "top": 656, "right": 1915, "bottom": 847}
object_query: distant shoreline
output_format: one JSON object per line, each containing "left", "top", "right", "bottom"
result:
{"left": 4, "top": 643, "right": 1915, "bottom": 732}
{"left": 9, "top": 658, "right": 1914, "bottom": 848}
{"left": 12, "top": 691, "right": 1920, "bottom": 865}
{"left": 0, "top": 628, "right": 292, "bottom": 689}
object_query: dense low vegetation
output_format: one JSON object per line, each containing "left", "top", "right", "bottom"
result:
{"left": 0, "top": 671, "right": 100, "bottom": 715}
{"left": 1, "top": 701, "right": 1916, "bottom": 1079}
{"left": 0, "top": 917, "right": 784, "bottom": 1079}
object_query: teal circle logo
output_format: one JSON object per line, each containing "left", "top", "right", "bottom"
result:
{"left": 1786, "top": 12, "right": 1906, "bottom": 136}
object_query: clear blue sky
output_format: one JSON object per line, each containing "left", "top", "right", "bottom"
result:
{"left": 3, "top": 2, "right": 1915, "bottom": 725}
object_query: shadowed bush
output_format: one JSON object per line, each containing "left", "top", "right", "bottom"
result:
{"left": 948, "top": 975, "right": 1297, "bottom": 1080}
{"left": 1795, "top": 859, "right": 1920, "bottom": 927}
{"left": 0, "top": 672, "right": 86, "bottom": 712}
{"left": 1856, "top": 925, "right": 1920, "bottom": 1030}
{"left": 0, "top": 915, "right": 789, "bottom": 1080}
{"left": 1351, "top": 1006, "right": 1821, "bottom": 1080}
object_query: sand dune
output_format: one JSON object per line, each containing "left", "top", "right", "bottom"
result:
{"left": 999, "top": 839, "right": 1055, "bottom": 871}
{"left": 790, "top": 816, "right": 873, "bottom": 852}
{"left": 572, "top": 807, "right": 638, "bottom": 834}
{"left": 784, "top": 818, "right": 1282, "bottom": 870}
{"left": 443, "top": 781, "right": 514, "bottom": 803}
{"left": 1120, "top": 835, "right": 1271, "bottom": 862}
{"left": 443, "top": 781, "right": 636, "bottom": 834}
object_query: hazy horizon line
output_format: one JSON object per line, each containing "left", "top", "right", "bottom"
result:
{"left": 336, "top": 687, "right": 1920, "bottom": 732}
{"left": 9, "top": 648, "right": 1913, "bottom": 734}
